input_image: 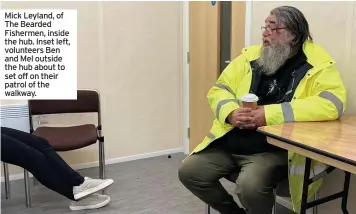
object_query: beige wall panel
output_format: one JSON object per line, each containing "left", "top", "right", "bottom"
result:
{"left": 101, "top": 1, "right": 183, "bottom": 158}
{"left": 1, "top": 1, "right": 184, "bottom": 178}
{"left": 347, "top": 2, "right": 356, "bottom": 114}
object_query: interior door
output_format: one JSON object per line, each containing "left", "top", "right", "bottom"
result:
{"left": 189, "top": 1, "right": 246, "bottom": 152}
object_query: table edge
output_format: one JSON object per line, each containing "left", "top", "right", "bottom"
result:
{"left": 257, "top": 128, "right": 356, "bottom": 167}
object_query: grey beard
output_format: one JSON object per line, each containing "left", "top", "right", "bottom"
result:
{"left": 257, "top": 43, "right": 291, "bottom": 76}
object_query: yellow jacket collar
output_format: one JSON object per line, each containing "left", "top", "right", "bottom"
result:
{"left": 241, "top": 40, "right": 335, "bottom": 68}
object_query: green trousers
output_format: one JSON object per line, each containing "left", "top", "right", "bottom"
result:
{"left": 178, "top": 146, "right": 288, "bottom": 214}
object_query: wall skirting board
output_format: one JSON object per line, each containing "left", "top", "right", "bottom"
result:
{"left": 1, "top": 147, "right": 184, "bottom": 182}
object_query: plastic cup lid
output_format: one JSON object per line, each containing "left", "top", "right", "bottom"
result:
{"left": 241, "top": 93, "right": 259, "bottom": 102}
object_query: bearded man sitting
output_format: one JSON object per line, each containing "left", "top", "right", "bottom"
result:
{"left": 178, "top": 5, "right": 347, "bottom": 214}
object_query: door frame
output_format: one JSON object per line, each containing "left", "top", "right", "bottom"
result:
{"left": 182, "top": 1, "right": 190, "bottom": 154}
{"left": 245, "top": 1, "right": 253, "bottom": 47}
{"left": 182, "top": 1, "right": 253, "bottom": 154}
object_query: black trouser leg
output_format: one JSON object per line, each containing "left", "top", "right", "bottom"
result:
{"left": 1, "top": 127, "right": 84, "bottom": 200}
{"left": 1, "top": 127, "right": 84, "bottom": 186}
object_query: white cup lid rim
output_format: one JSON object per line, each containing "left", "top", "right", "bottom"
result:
{"left": 241, "top": 93, "right": 259, "bottom": 102}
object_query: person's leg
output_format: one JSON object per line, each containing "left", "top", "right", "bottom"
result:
{"left": 233, "top": 151, "right": 288, "bottom": 214}
{"left": 1, "top": 127, "right": 114, "bottom": 201}
{"left": 1, "top": 127, "right": 83, "bottom": 186}
{"left": 178, "top": 147, "right": 245, "bottom": 214}
{"left": 1, "top": 134, "right": 76, "bottom": 200}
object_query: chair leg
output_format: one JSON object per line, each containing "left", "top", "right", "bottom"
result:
{"left": 24, "top": 169, "right": 31, "bottom": 207}
{"left": 313, "top": 193, "right": 318, "bottom": 214}
{"left": 205, "top": 204, "right": 210, "bottom": 214}
{"left": 33, "top": 177, "right": 38, "bottom": 186}
{"left": 99, "top": 141, "right": 105, "bottom": 179}
{"left": 3, "top": 162, "right": 10, "bottom": 199}
{"left": 273, "top": 188, "right": 277, "bottom": 214}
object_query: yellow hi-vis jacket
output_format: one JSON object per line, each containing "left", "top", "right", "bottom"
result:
{"left": 189, "top": 40, "right": 347, "bottom": 212}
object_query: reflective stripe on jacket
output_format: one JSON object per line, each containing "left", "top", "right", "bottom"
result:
{"left": 187, "top": 40, "right": 347, "bottom": 212}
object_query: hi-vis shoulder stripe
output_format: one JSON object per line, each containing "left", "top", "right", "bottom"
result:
{"left": 319, "top": 91, "right": 343, "bottom": 118}
{"left": 215, "top": 84, "right": 236, "bottom": 97}
{"left": 216, "top": 99, "right": 241, "bottom": 120}
{"left": 207, "top": 132, "right": 215, "bottom": 140}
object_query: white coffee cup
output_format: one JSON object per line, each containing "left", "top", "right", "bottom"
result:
{"left": 241, "top": 93, "right": 259, "bottom": 109}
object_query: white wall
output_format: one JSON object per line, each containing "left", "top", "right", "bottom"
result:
{"left": 1, "top": 1, "right": 184, "bottom": 178}
{"left": 251, "top": 2, "right": 356, "bottom": 213}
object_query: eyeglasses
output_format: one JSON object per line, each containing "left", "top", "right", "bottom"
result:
{"left": 261, "top": 26, "right": 286, "bottom": 34}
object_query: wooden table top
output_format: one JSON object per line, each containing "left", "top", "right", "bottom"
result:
{"left": 257, "top": 116, "right": 356, "bottom": 167}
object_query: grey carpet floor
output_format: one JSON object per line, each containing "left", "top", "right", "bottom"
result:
{"left": 1, "top": 153, "right": 295, "bottom": 214}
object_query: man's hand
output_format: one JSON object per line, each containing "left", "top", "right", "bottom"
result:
{"left": 250, "top": 106, "right": 267, "bottom": 128}
{"left": 227, "top": 108, "right": 255, "bottom": 129}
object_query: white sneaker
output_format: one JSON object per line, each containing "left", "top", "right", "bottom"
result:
{"left": 69, "top": 193, "right": 110, "bottom": 211}
{"left": 73, "top": 177, "right": 114, "bottom": 200}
